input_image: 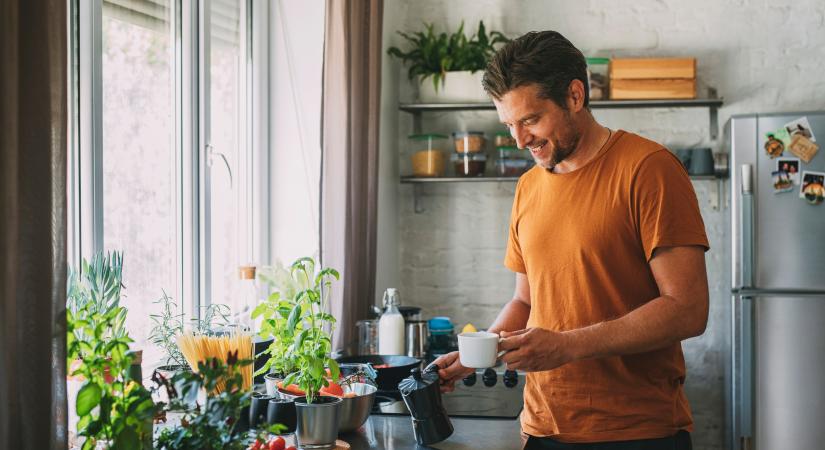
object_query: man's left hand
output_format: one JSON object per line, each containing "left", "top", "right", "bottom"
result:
{"left": 499, "top": 327, "right": 575, "bottom": 372}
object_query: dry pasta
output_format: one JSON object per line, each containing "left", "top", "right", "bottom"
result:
{"left": 176, "top": 331, "right": 253, "bottom": 393}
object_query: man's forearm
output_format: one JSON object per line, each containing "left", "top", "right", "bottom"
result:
{"left": 488, "top": 299, "right": 530, "bottom": 335}
{"left": 565, "top": 293, "right": 707, "bottom": 361}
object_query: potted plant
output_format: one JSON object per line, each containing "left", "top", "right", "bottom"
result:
{"left": 149, "top": 290, "right": 190, "bottom": 379}
{"left": 66, "top": 251, "right": 156, "bottom": 450}
{"left": 253, "top": 261, "right": 304, "bottom": 395}
{"left": 387, "top": 21, "right": 509, "bottom": 103}
{"left": 262, "top": 257, "right": 341, "bottom": 449}
{"left": 149, "top": 292, "right": 232, "bottom": 379}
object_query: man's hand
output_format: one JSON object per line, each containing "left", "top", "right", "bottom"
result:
{"left": 499, "top": 327, "right": 574, "bottom": 372}
{"left": 429, "top": 351, "right": 474, "bottom": 393}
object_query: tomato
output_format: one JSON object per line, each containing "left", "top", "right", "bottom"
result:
{"left": 267, "top": 436, "right": 285, "bottom": 450}
{"left": 249, "top": 440, "right": 261, "bottom": 450}
{"left": 320, "top": 381, "right": 344, "bottom": 397}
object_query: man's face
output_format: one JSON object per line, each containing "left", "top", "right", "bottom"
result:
{"left": 493, "top": 84, "right": 581, "bottom": 171}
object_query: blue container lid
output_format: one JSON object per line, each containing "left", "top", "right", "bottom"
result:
{"left": 428, "top": 316, "right": 454, "bottom": 333}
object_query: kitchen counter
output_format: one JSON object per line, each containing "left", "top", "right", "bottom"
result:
{"left": 298, "top": 415, "right": 524, "bottom": 450}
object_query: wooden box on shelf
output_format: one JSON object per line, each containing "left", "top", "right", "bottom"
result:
{"left": 609, "top": 58, "right": 696, "bottom": 100}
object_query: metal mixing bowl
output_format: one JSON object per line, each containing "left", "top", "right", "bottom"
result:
{"left": 338, "top": 382, "right": 377, "bottom": 433}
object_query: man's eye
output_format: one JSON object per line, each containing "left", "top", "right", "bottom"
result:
{"left": 523, "top": 118, "right": 537, "bottom": 126}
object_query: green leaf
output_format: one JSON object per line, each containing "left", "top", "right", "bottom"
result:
{"left": 287, "top": 303, "right": 301, "bottom": 333}
{"left": 327, "top": 359, "right": 340, "bottom": 381}
{"left": 76, "top": 382, "right": 102, "bottom": 416}
{"left": 113, "top": 425, "right": 140, "bottom": 450}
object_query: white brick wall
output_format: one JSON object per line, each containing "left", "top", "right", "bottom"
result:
{"left": 377, "top": 1, "right": 825, "bottom": 448}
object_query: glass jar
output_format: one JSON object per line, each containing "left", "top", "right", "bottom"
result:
{"left": 494, "top": 158, "right": 531, "bottom": 177}
{"left": 409, "top": 134, "right": 447, "bottom": 177}
{"left": 586, "top": 57, "right": 610, "bottom": 101}
{"left": 496, "top": 145, "right": 528, "bottom": 160}
{"left": 237, "top": 265, "right": 257, "bottom": 332}
{"left": 452, "top": 131, "right": 486, "bottom": 153}
{"left": 494, "top": 131, "right": 517, "bottom": 148}
{"left": 451, "top": 152, "right": 487, "bottom": 177}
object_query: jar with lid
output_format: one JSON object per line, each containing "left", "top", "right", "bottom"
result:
{"left": 493, "top": 131, "right": 517, "bottom": 148}
{"left": 410, "top": 134, "right": 447, "bottom": 177}
{"left": 586, "top": 57, "right": 610, "bottom": 101}
{"left": 451, "top": 152, "right": 487, "bottom": 177}
{"left": 452, "top": 131, "right": 486, "bottom": 153}
{"left": 236, "top": 265, "right": 257, "bottom": 332}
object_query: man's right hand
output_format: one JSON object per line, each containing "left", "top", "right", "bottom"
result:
{"left": 429, "top": 351, "right": 474, "bottom": 393}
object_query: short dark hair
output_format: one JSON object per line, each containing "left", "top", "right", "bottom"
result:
{"left": 482, "top": 31, "right": 589, "bottom": 109}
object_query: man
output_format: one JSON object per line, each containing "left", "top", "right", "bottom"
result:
{"left": 431, "top": 31, "right": 709, "bottom": 450}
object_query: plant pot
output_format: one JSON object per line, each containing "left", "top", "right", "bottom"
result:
{"left": 264, "top": 373, "right": 283, "bottom": 396}
{"left": 249, "top": 392, "right": 276, "bottom": 428}
{"left": 418, "top": 70, "right": 488, "bottom": 103}
{"left": 294, "top": 396, "right": 342, "bottom": 449}
{"left": 267, "top": 398, "right": 297, "bottom": 434}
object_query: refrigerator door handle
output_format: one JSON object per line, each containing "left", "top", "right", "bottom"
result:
{"left": 740, "top": 164, "right": 754, "bottom": 287}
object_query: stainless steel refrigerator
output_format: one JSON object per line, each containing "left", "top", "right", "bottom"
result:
{"left": 727, "top": 112, "right": 825, "bottom": 450}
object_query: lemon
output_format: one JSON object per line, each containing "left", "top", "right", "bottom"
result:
{"left": 462, "top": 323, "right": 478, "bottom": 333}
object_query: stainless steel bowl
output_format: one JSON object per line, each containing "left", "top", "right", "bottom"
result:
{"left": 338, "top": 383, "right": 377, "bottom": 433}
{"left": 276, "top": 383, "right": 376, "bottom": 433}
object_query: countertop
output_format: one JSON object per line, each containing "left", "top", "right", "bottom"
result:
{"left": 279, "top": 415, "right": 524, "bottom": 450}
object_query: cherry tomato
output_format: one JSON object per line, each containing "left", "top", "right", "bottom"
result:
{"left": 268, "top": 436, "right": 285, "bottom": 450}
{"left": 249, "top": 440, "right": 261, "bottom": 450}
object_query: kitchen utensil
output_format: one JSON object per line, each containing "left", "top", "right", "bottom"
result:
{"left": 405, "top": 320, "right": 429, "bottom": 359}
{"left": 399, "top": 365, "right": 454, "bottom": 445}
{"left": 267, "top": 398, "right": 297, "bottom": 434}
{"left": 689, "top": 147, "right": 714, "bottom": 175}
{"left": 457, "top": 331, "right": 502, "bottom": 368}
{"left": 335, "top": 355, "right": 421, "bottom": 392}
{"left": 356, "top": 320, "right": 379, "bottom": 355}
{"left": 338, "top": 383, "right": 377, "bottom": 432}
{"left": 398, "top": 306, "right": 422, "bottom": 321}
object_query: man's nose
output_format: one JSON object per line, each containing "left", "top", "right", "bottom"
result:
{"left": 512, "top": 125, "right": 530, "bottom": 149}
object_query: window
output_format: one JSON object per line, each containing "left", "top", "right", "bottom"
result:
{"left": 100, "top": 0, "right": 177, "bottom": 360}
{"left": 68, "top": 0, "right": 265, "bottom": 368}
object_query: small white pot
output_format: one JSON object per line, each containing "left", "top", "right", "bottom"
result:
{"left": 418, "top": 70, "right": 489, "bottom": 103}
{"left": 264, "top": 373, "right": 282, "bottom": 396}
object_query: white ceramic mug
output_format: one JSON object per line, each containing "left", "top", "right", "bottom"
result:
{"left": 458, "top": 331, "right": 502, "bottom": 368}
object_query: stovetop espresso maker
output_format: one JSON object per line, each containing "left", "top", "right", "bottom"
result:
{"left": 398, "top": 364, "right": 454, "bottom": 445}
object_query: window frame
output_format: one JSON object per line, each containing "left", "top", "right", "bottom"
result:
{"left": 67, "top": 0, "right": 270, "bottom": 338}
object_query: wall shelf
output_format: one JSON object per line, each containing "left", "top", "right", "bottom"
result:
{"left": 402, "top": 174, "right": 725, "bottom": 213}
{"left": 399, "top": 95, "right": 724, "bottom": 140}
{"left": 398, "top": 92, "right": 726, "bottom": 213}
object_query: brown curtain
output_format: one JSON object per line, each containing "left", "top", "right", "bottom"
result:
{"left": 0, "top": 0, "right": 68, "bottom": 449}
{"left": 321, "top": 0, "right": 383, "bottom": 351}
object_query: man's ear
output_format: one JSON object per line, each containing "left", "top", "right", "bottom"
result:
{"left": 567, "top": 79, "right": 586, "bottom": 112}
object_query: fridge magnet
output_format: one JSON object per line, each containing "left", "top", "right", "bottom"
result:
{"left": 799, "top": 170, "right": 825, "bottom": 205}
{"left": 772, "top": 171, "right": 794, "bottom": 193}
{"left": 784, "top": 116, "right": 816, "bottom": 142}
{"left": 764, "top": 130, "right": 789, "bottom": 158}
{"left": 776, "top": 157, "right": 801, "bottom": 184}
{"left": 788, "top": 134, "right": 820, "bottom": 163}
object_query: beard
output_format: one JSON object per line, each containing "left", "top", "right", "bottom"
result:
{"left": 533, "top": 114, "right": 581, "bottom": 171}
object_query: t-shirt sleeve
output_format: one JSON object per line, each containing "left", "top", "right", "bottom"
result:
{"left": 504, "top": 179, "right": 527, "bottom": 273}
{"left": 632, "top": 149, "right": 710, "bottom": 261}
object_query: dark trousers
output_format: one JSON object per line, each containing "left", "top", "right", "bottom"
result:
{"left": 524, "top": 430, "right": 692, "bottom": 450}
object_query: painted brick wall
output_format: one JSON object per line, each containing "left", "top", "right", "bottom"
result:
{"left": 378, "top": 1, "right": 825, "bottom": 449}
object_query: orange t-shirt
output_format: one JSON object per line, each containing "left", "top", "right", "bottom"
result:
{"left": 504, "top": 130, "right": 709, "bottom": 443}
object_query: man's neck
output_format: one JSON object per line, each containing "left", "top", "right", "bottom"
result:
{"left": 552, "top": 120, "right": 610, "bottom": 174}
